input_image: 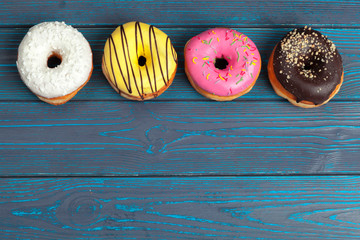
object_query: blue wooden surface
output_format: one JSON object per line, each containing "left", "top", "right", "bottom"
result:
{"left": 1, "top": 177, "right": 360, "bottom": 239}
{"left": 1, "top": 0, "right": 360, "bottom": 239}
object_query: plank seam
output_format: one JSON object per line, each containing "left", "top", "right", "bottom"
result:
{"left": 1, "top": 173, "right": 360, "bottom": 178}
{"left": 3, "top": 24, "right": 360, "bottom": 29}
{"left": 0, "top": 99, "right": 358, "bottom": 103}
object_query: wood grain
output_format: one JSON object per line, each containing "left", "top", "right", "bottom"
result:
{"left": 2, "top": 27, "right": 359, "bottom": 101}
{"left": 1, "top": 1, "right": 360, "bottom": 239}
{"left": 1, "top": 101, "right": 359, "bottom": 176}
{"left": 1, "top": 176, "right": 360, "bottom": 239}
{"left": 1, "top": 0, "right": 360, "bottom": 27}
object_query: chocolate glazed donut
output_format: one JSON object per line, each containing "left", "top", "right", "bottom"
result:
{"left": 268, "top": 26, "right": 343, "bottom": 108}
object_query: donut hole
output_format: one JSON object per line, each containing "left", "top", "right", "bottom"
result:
{"left": 215, "top": 57, "right": 229, "bottom": 70}
{"left": 303, "top": 59, "right": 324, "bottom": 71}
{"left": 47, "top": 53, "right": 62, "bottom": 68}
{"left": 304, "top": 62, "right": 312, "bottom": 70}
{"left": 138, "top": 56, "right": 147, "bottom": 66}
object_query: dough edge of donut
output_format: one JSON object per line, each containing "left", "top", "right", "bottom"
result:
{"left": 37, "top": 65, "right": 93, "bottom": 105}
{"left": 102, "top": 55, "right": 177, "bottom": 101}
{"left": 184, "top": 59, "right": 261, "bottom": 101}
{"left": 17, "top": 21, "right": 93, "bottom": 102}
{"left": 267, "top": 46, "right": 343, "bottom": 108}
{"left": 101, "top": 22, "right": 178, "bottom": 100}
{"left": 183, "top": 32, "right": 261, "bottom": 101}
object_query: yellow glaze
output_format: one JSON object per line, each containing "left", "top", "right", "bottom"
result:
{"left": 102, "top": 21, "right": 177, "bottom": 100}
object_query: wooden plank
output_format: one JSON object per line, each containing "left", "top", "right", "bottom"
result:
{"left": 0, "top": 176, "right": 359, "bottom": 239}
{"left": 1, "top": 101, "right": 360, "bottom": 176}
{"left": 0, "top": 0, "right": 360, "bottom": 27}
{"left": 1, "top": 27, "right": 359, "bottom": 101}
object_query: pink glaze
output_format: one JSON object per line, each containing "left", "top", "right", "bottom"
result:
{"left": 184, "top": 28, "right": 261, "bottom": 97}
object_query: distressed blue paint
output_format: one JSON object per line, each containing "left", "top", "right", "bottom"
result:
{"left": 12, "top": 209, "right": 42, "bottom": 216}
{"left": 1, "top": 0, "right": 360, "bottom": 239}
{"left": 115, "top": 204, "right": 143, "bottom": 212}
{"left": 2, "top": 177, "right": 360, "bottom": 238}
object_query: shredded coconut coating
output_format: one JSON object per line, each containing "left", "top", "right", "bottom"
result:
{"left": 17, "top": 21, "right": 92, "bottom": 99}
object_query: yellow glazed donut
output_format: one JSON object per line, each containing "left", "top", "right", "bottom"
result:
{"left": 102, "top": 21, "right": 178, "bottom": 100}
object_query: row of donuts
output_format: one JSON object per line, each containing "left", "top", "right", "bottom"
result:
{"left": 16, "top": 21, "right": 343, "bottom": 108}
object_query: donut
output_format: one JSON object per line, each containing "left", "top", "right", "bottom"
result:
{"left": 184, "top": 28, "right": 261, "bottom": 101}
{"left": 102, "top": 21, "right": 178, "bottom": 101}
{"left": 267, "top": 26, "right": 343, "bottom": 108}
{"left": 16, "top": 21, "right": 93, "bottom": 105}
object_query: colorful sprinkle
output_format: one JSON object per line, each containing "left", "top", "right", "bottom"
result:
{"left": 230, "top": 65, "right": 233, "bottom": 70}
{"left": 215, "top": 79, "right": 220, "bottom": 84}
{"left": 217, "top": 37, "right": 220, "bottom": 42}
{"left": 244, "top": 37, "right": 248, "bottom": 42}
{"left": 231, "top": 39, "right": 238, "bottom": 46}
{"left": 243, "top": 56, "right": 248, "bottom": 61}
{"left": 202, "top": 39, "right": 212, "bottom": 45}
{"left": 236, "top": 73, "right": 240, "bottom": 77}
{"left": 206, "top": 73, "right": 210, "bottom": 80}
{"left": 233, "top": 31, "right": 236, "bottom": 38}
{"left": 236, "top": 77, "right": 244, "bottom": 85}
{"left": 227, "top": 56, "right": 231, "bottom": 60}
{"left": 192, "top": 57, "right": 198, "bottom": 64}
{"left": 236, "top": 51, "right": 240, "bottom": 62}
{"left": 251, "top": 73, "right": 254, "bottom": 78}
{"left": 202, "top": 56, "right": 209, "bottom": 60}
{"left": 202, "top": 62, "right": 206, "bottom": 67}
{"left": 212, "top": 30, "right": 216, "bottom": 34}
{"left": 219, "top": 74, "right": 225, "bottom": 81}
{"left": 228, "top": 73, "right": 232, "bottom": 77}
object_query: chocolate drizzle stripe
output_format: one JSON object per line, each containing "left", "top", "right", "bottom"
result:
{"left": 104, "top": 22, "right": 177, "bottom": 99}
{"left": 149, "top": 26, "right": 157, "bottom": 93}
{"left": 120, "top": 25, "right": 141, "bottom": 97}
{"left": 149, "top": 25, "right": 166, "bottom": 86}
{"left": 134, "top": 22, "right": 143, "bottom": 94}
{"left": 135, "top": 21, "right": 154, "bottom": 95}
{"left": 166, "top": 37, "right": 169, "bottom": 87}
{"left": 107, "top": 38, "right": 118, "bottom": 89}
{"left": 109, "top": 35, "right": 129, "bottom": 92}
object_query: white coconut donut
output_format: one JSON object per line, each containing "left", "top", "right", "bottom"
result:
{"left": 17, "top": 21, "right": 93, "bottom": 105}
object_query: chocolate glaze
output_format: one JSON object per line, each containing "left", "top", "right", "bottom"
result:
{"left": 273, "top": 27, "right": 343, "bottom": 105}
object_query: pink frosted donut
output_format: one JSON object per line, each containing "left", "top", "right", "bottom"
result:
{"left": 184, "top": 28, "right": 261, "bottom": 101}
